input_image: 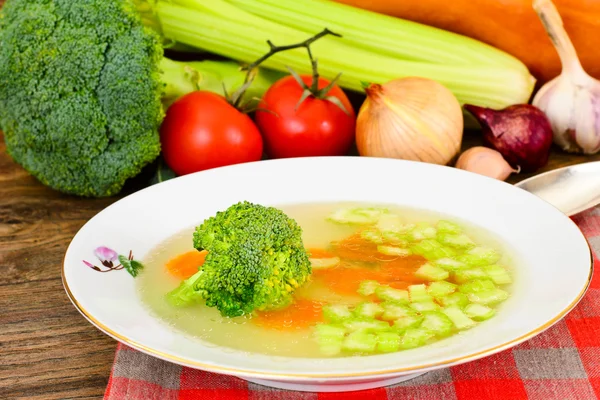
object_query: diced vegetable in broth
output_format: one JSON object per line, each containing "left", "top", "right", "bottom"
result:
{"left": 380, "top": 302, "right": 415, "bottom": 320}
{"left": 309, "top": 256, "right": 340, "bottom": 269}
{"left": 343, "top": 331, "right": 378, "bottom": 353}
{"left": 427, "top": 281, "right": 457, "bottom": 298}
{"left": 394, "top": 315, "right": 424, "bottom": 331}
{"left": 357, "top": 280, "right": 380, "bottom": 297}
{"left": 376, "top": 331, "right": 402, "bottom": 353}
{"left": 437, "top": 233, "right": 476, "bottom": 249}
{"left": 410, "top": 300, "right": 441, "bottom": 312}
{"left": 420, "top": 311, "right": 454, "bottom": 336}
{"left": 323, "top": 304, "right": 353, "bottom": 322}
{"left": 360, "top": 229, "right": 384, "bottom": 244}
{"left": 400, "top": 328, "right": 436, "bottom": 349}
{"left": 375, "top": 286, "right": 410, "bottom": 303}
{"left": 434, "top": 257, "right": 467, "bottom": 271}
{"left": 137, "top": 202, "right": 516, "bottom": 358}
{"left": 327, "top": 207, "right": 389, "bottom": 225}
{"left": 438, "top": 292, "right": 470, "bottom": 308}
{"left": 376, "top": 214, "right": 406, "bottom": 233}
{"left": 353, "top": 302, "right": 384, "bottom": 319}
{"left": 453, "top": 267, "right": 488, "bottom": 283}
{"left": 377, "top": 245, "right": 412, "bottom": 256}
{"left": 464, "top": 303, "right": 496, "bottom": 321}
{"left": 415, "top": 263, "right": 450, "bottom": 281}
{"left": 436, "top": 220, "right": 463, "bottom": 234}
{"left": 408, "top": 284, "right": 432, "bottom": 302}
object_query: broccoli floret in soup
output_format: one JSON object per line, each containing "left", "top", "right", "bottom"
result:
{"left": 167, "top": 202, "right": 313, "bottom": 318}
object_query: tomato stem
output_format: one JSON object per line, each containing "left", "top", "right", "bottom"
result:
{"left": 229, "top": 28, "right": 342, "bottom": 110}
{"left": 283, "top": 34, "right": 350, "bottom": 115}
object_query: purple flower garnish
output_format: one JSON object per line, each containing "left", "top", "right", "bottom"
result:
{"left": 83, "top": 247, "right": 140, "bottom": 276}
{"left": 94, "top": 246, "right": 118, "bottom": 263}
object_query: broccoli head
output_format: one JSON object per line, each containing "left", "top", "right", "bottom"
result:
{"left": 0, "top": 0, "right": 163, "bottom": 197}
{"left": 167, "top": 201, "right": 312, "bottom": 318}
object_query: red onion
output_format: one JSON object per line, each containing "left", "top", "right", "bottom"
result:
{"left": 464, "top": 104, "right": 554, "bottom": 172}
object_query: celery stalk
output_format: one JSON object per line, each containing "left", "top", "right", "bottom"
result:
{"left": 464, "top": 304, "right": 496, "bottom": 321}
{"left": 343, "top": 331, "right": 378, "bottom": 352}
{"left": 394, "top": 315, "right": 424, "bottom": 331}
{"left": 353, "top": 302, "right": 384, "bottom": 319}
{"left": 410, "top": 301, "right": 441, "bottom": 312}
{"left": 408, "top": 284, "right": 432, "bottom": 302}
{"left": 427, "top": 281, "right": 457, "bottom": 298}
{"left": 414, "top": 263, "right": 450, "bottom": 281}
{"left": 225, "top": 0, "right": 524, "bottom": 69}
{"left": 375, "top": 286, "right": 410, "bottom": 303}
{"left": 323, "top": 304, "right": 353, "bottom": 322}
{"left": 400, "top": 328, "right": 435, "bottom": 349}
{"left": 438, "top": 292, "right": 470, "bottom": 308}
{"left": 443, "top": 306, "right": 476, "bottom": 330}
{"left": 343, "top": 318, "right": 391, "bottom": 333}
{"left": 357, "top": 280, "right": 380, "bottom": 297}
{"left": 381, "top": 302, "right": 416, "bottom": 320}
{"left": 159, "top": 58, "right": 283, "bottom": 107}
{"left": 152, "top": 0, "right": 536, "bottom": 108}
{"left": 420, "top": 311, "right": 454, "bottom": 336}
{"left": 376, "top": 332, "right": 401, "bottom": 353}
{"left": 377, "top": 245, "right": 412, "bottom": 257}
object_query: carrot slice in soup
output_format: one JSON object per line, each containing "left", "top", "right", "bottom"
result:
{"left": 331, "top": 234, "right": 399, "bottom": 263}
{"left": 165, "top": 250, "right": 207, "bottom": 279}
{"left": 313, "top": 265, "right": 384, "bottom": 295}
{"left": 311, "top": 254, "right": 428, "bottom": 296}
{"left": 253, "top": 299, "right": 325, "bottom": 331}
{"left": 308, "top": 248, "right": 336, "bottom": 259}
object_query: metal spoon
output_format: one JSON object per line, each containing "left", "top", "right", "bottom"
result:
{"left": 515, "top": 161, "right": 600, "bottom": 216}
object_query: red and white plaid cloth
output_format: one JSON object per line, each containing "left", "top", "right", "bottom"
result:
{"left": 105, "top": 206, "right": 600, "bottom": 400}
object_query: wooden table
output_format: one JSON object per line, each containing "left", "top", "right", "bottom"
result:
{"left": 0, "top": 128, "right": 598, "bottom": 400}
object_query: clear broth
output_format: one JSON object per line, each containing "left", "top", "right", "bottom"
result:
{"left": 137, "top": 202, "right": 516, "bottom": 358}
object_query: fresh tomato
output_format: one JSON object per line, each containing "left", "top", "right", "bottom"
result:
{"left": 254, "top": 75, "right": 356, "bottom": 159}
{"left": 160, "top": 91, "right": 263, "bottom": 176}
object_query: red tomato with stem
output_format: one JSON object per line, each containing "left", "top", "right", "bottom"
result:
{"left": 254, "top": 75, "right": 356, "bottom": 159}
{"left": 160, "top": 91, "right": 263, "bottom": 176}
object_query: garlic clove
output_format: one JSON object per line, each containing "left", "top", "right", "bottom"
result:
{"left": 532, "top": 0, "right": 600, "bottom": 154}
{"left": 455, "top": 146, "right": 519, "bottom": 181}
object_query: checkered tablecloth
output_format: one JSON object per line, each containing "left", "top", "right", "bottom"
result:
{"left": 104, "top": 206, "right": 600, "bottom": 400}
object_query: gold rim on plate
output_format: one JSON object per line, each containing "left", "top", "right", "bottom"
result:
{"left": 62, "top": 227, "right": 594, "bottom": 380}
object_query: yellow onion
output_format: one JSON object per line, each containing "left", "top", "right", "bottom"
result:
{"left": 356, "top": 77, "right": 464, "bottom": 165}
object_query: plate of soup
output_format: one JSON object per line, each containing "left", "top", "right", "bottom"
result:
{"left": 62, "top": 156, "right": 592, "bottom": 392}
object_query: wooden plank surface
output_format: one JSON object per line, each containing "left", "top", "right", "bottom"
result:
{"left": 0, "top": 132, "right": 120, "bottom": 400}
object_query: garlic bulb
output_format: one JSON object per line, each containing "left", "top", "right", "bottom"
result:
{"left": 532, "top": 0, "right": 600, "bottom": 154}
{"left": 455, "top": 146, "right": 519, "bottom": 181}
{"left": 355, "top": 77, "right": 464, "bottom": 165}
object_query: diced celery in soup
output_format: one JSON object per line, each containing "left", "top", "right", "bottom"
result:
{"left": 137, "top": 203, "right": 515, "bottom": 358}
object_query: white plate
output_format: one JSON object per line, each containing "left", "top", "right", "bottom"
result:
{"left": 62, "top": 156, "right": 592, "bottom": 392}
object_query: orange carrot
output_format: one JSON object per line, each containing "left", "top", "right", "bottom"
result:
{"left": 307, "top": 248, "right": 336, "bottom": 258}
{"left": 311, "top": 255, "right": 427, "bottom": 296}
{"left": 380, "top": 257, "right": 428, "bottom": 285}
{"left": 253, "top": 299, "right": 325, "bottom": 331}
{"left": 330, "top": 234, "right": 399, "bottom": 263}
{"left": 165, "top": 250, "right": 207, "bottom": 279}
{"left": 313, "top": 265, "right": 383, "bottom": 296}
